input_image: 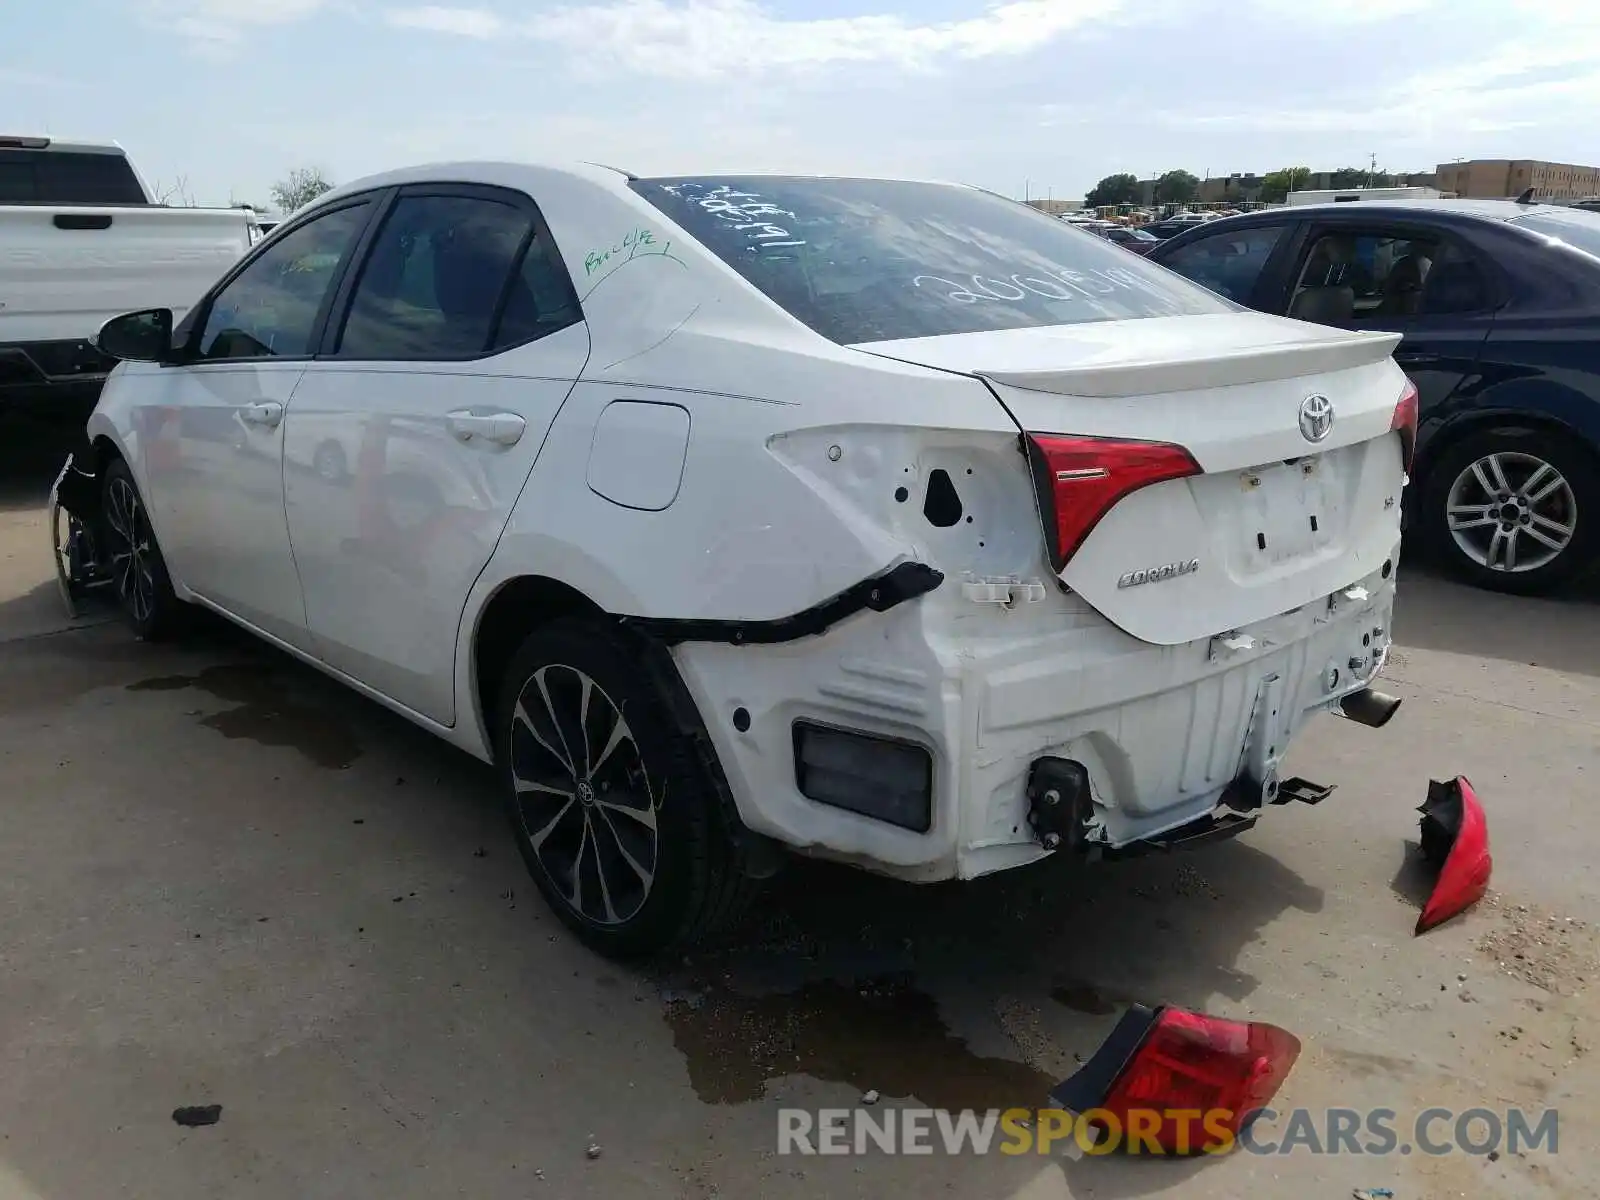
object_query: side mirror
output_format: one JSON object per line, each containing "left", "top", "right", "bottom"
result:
{"left": 92, "top": 308, "right": 175, "bottom": 363}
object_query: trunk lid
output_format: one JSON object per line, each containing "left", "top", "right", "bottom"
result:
{"left": 853, "top": 313, "right": 1410, "bottom": 646}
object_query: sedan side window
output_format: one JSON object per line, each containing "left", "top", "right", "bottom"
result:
{"left": 1289, "top": 230, "right": 1440, "bottom": 324}
{"left": 1159, "top": 225, "right": 1288, "bottom": 302}
{"left": 335, "top": 194, "right": 536, "bottom": 359}
{"left": 197, "top": 202, "right": 372, "bottom": 360}
{"left": 1417, "top": 242, "right": 1492, "bottom": 316}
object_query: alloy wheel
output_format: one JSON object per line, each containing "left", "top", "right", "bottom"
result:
{"left": 508, "top": 664, "right": 659, "bottom": 926}
{"left": 104, "top": 476, "right": 157, "bottom": 624}
{"left": 1445, "top": 451, "right": 1577, "bottom": 574}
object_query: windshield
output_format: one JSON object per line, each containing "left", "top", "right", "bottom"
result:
{"left": 1510, "top": 208, "right": 1600, "bottom": 261}
{"left": 630, "top": 176, "right": 1229, "bottom": 344}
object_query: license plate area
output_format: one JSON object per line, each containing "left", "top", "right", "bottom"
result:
{"left": 1207, "top": 455, "right": 1343, "bottom": 577}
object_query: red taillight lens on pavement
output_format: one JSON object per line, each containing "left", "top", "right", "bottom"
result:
{"left": 1025, "top": 433, "right": 1201, "bottom": 571}
{"left": 1051, "top": 1004, "right": 1301, "bottom": 1156}
{"left": 1415, "top": 776, "right": 1493, "bottom": 935}
{"left": 1391, "top": 378, "right": 1419, "bottom": 473}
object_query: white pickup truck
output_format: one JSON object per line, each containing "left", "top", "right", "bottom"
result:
{"left": 1, "top": 136, "right": 252, "bottom": 417}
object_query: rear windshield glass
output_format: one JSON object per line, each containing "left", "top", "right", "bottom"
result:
{"left": 1510, "top": 209, "right": 1600, "bottom": 261}
{"left": 629, "top": 176, "right": 1230, "bottom": 344}
{"left": 0, "top": 149, "right": 147, "bottom": 205}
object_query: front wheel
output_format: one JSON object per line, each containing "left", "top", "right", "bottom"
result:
{"left": 1421, "top": 426, "right": 1598, "bottom": 595}
{"left": 493, "top": 619, "right": 755, "bottom": 959}
{"left": 101, "top": 458, "right": 184, "bottom": 640}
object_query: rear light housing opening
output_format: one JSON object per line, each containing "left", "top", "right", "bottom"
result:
{"left": 1392, "top": 378, "right": 1419, "bottom": 473}
{"left": 1024, "top": 433, "right": 1201, "bottom": 571}
{"left": 1051, "top": 1003, "right": 1302, "bottom": 1155}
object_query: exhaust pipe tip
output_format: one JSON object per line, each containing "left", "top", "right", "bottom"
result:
{"left": 1339, "top": 687, "right": 1403, "bottom": 729}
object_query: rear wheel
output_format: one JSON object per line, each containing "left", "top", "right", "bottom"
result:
{"left": 1422, "top": 426, "right": 1598, "bottom": 595}
{"left": 101, "top": 458, "right": 184, "bottom": 640}
{"left": 494, "top": 618, "right": 755, "bottom": 959}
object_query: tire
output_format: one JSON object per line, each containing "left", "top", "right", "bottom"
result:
{"left": 493, "top": 617, "right": 755, "bottom": 959}
{"left": 1421, "top": 425, "right": 1599, "bottom": 595}
{"left": 101, "top": 457, "right": 185, "bottom": 640}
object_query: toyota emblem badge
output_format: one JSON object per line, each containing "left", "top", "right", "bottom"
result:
{"left": 1298, "top": 394, "right": 1334, "bottom": 442}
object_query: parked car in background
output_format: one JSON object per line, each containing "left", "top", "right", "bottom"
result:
{"left": 0, "top": 136, "right": 252, "bottom": 418}
{"left": 66, "top": 165, "right": 1410, "bottom": 957}
{"left": 1101, "top": 224, "right": 1160, "bottom": 255}
{"left": 1145, "top": 212, "right": 1216, "bottom": 240}
{"left": 1149, "top": 199, "right": 1600, "bottom": 594}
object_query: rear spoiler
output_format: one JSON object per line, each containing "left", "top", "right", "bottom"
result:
{"left": 977, "top": 330, "right": 1402, "bottom": 398}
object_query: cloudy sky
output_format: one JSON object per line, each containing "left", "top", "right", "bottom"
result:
{"left": 3, "top": 0, "right": 1596, "bottom": 207}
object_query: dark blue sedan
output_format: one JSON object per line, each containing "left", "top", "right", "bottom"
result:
{"left": 1149, "top": 199, "right": 1600, "bottom": 595}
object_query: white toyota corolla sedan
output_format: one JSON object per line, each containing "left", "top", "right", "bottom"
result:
{"left": 65, "top": 162, "right": 1413, "bottom": 958}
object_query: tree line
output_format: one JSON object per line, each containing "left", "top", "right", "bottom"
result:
{"left": 1083, "top": 166, "right": 1404, "bottom": 208}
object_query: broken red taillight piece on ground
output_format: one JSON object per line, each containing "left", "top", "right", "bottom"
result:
{"left": 1050, "top": 1004, "right": 1301, "bottom": 1155}
{"left": 1415, "top": 775, "right": 1493, "bottom": 935}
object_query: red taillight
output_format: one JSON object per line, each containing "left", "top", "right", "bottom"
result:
{"left": 1094, "top": 1009, "right": 1300, "bottom": 1153}
{"left": 1025, "top": 433, "right": 1201, "bottom": 570}
{"left": 1391, "top": 378, "right": 1419, "bottom": 473}
{"left": 1416, "top": 776, "right": 1493, "bottom": 935}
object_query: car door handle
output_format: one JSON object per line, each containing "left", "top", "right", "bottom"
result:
{"left": 446, "top": 410, "right": 526, "bottom": 447}
{"left": 1395, "top": 352, "right": 1440, "bottom": 366}
{"left": 240, "top": 401, "right": 284, "bottom": 428}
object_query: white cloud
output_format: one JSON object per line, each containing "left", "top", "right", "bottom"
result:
{"left": 387, "top": 4, "right": 505, "bottom": 36}
{"left": 385, "top": 0, "right": 1123, "bottom": 77}
{"left": 1154, "top": 1, "right": 1600, "bottom": 150}
{"left": 154, "top": 0, "right": 330, "bottom": 50}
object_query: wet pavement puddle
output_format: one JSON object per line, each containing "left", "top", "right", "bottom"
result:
{"left": 662, "top": 976, "right": 1057, "bottom": 1108}
{"left": 128, "top": 663, "right": 362, "bottom": 769}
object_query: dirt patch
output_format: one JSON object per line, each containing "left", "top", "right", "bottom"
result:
{"left": 1476, "top": 893, "right": 1597, "bottom": 996}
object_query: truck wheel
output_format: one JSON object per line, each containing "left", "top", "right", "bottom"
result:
{"left": 493, "top": 618, "right": 755, "bottom": 959}
{"left": 101, "top": 458, "right": 184, "bottom": 640}
{"left": 1422, "top": 426, "right": 1598, "bottom": 595}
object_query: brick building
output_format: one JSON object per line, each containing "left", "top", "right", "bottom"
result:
{"left": 1435, "top": 160, "right": 1600, "bottom": 201}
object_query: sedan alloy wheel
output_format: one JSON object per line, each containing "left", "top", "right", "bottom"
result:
{"left": 1445, "top": 450, "right": 1576, "bottom": 574}
{"left": 508, "top": 663, "right": 659, "bottom": 926}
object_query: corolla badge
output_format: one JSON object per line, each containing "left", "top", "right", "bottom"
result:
{"left": 1117, "top": 558, "right": 1200, "bottom": 589}
{"left": 1298, "top": 393, "right": 1334, "bottom": 443}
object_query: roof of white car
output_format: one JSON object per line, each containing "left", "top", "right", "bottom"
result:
{"left": 316, "top": 161, "right": 986, "bottom": 206}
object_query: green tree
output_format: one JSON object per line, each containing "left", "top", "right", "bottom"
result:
{"left": 1155, "top": 169, "right": 1200, "bottom": 204}
{"left": 1329, "top": 166, "right": 1396, "bottom": 189}
{"left": 1259, "top": 166, "right": 1311, "bottom": 204}
{"left": 270, "top": 167, "right": 335, "bottom": 213}
{"left": 1085, "top": 172, "right": 1141, "bottom": 208}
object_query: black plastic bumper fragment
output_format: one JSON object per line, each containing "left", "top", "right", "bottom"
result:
{"left": 621, "top": 561, "right": 944, "bottom": 647}
{"left": 1049, "top": 1003, "right": 1161, "bottom": 1113}
{"left": 1087, "top": 811, "right": 1257, "bottom": 862}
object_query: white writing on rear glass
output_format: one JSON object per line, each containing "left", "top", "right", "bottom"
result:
{"left": 912, "top": 266, "right": 1150, "bottom": 304}
{"left": 660, "top": 183, "right": 808, "bottom": 249}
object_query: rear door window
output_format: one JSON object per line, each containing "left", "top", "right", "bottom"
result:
{"left": 1157, "top": 224, "right": 1290, "bottom": 303}
{"left": 630, "top": 176, "right": 1229, "bottom": 344}
{"left": 336, "top": 194, "right": 532, "bottom": 359}
{"left": 1288, "top": 228, "right": 1453, "bottom": 324}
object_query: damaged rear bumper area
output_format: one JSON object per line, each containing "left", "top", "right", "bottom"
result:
{"left": 671, "top": 553, "right": 1401, "bottom": 884}
{"left": 48, "top": 451, "right": 111, "bottom": 618}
